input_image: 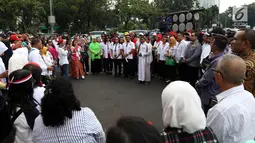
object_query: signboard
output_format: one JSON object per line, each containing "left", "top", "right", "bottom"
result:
{"left": 232, "top": 6, "right": 248, "bottom": 22}
{"left": 48, "top": 16, "right": 56, "bottom": 25}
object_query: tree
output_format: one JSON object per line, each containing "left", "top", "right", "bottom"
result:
{"left": 115, "top": 0, "right": 158, "bottom": 30}
{"left": 0, "top": 0, "right": 20, "bottom": 31}
{"left": 155, "top": 0, "right": 199, "bottom": 12}
{"left": 219, "top": 7, "right": 233, "bottom": 28}
{"left": 201, "top": 5, "right": 219, "bottom": 28}
{"left": 248, "top": 3, "right": 255, "bottom": 27}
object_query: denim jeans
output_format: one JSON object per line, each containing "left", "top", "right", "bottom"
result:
{"left": 60, "top": 64, "right": 69, "bottom": 80}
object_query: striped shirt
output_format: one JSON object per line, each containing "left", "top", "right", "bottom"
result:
{"left": 161, "top": 127, "right": 218, "bottom": 143}
{"left": 207, "top": 85, "right": 255, "bottom": 143}
{"left": 32, "top": 107, "right": 105, "bottom": 143}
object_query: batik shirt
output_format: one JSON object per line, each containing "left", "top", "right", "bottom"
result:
{"left": 240, "top": 50, "right": 255, "bottom": 97}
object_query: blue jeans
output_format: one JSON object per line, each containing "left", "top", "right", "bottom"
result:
{"left": 60, "top": 64, "right": 69, "bottom": 80}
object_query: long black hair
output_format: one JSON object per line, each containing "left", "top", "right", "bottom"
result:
{"left": 8, "top": 69, "right": 35, "bottom": 115}
{"left": 41, "top": 77, "right": 81, "bottom": 127}
{"left": 106, "top": 116, "right": 161, "bottom": 143}
{"left": 104, "top": 35, "right": 110, "bottom": 44}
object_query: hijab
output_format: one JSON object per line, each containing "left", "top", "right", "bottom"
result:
{"left": 161, "top": 81, "right": 206, "bottom": 134}
{"left": 0, "top": 41, "right": 8, "bottom": 84}
{"left": 156, "top": 34, "right": 162, "bottom": 43}
{"left": 41, "top": 47, "right": 48, "bottom": 55}
{"left": 169, "top": 36, "right": 177, "bottom": 47}
{"left": 89, "top": 39, "right": 100, "bottom": 61}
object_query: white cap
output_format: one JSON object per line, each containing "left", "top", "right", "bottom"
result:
{"left": 152, "top": 33, "right": 157, "bottom": 36}
{"left": 139, "top": 33, "right": 144, "bottom": 36}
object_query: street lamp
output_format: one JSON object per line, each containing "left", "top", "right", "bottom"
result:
{"left": 48, "top": 0, "right": 55, "bottom": 34}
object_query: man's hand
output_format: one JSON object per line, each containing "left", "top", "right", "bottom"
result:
{"left": 0, "top": 70, "right": 8, "bottom": 78}
{"left": 47, "top": 67, "right": 54, "bottom": 71}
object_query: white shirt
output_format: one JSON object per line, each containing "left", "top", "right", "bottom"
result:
{"left": 42, "top": 51, "right": 54, "bottom": 75}
{"left": 29, "top": 48, "right": 48, "bottom": 76}
{"left": 112, "top": 43, "right": 123, "bottom": 59}
{"left": 0, "top": 58, "right": 6, "bottom": 84}
{"left": 153, "top": 41, "right": 162, "bottom": 55}
{"left": 123, "top": 41, "right": 135, "bottom": 59}
{"left": 33, "top": 87, "right": 45, "bottom": 112}
{"left": 14, "top": 112, "right": 33, "bottom": 143}
{"left": 200, "top": 43, "right": 211, "bottom": 64}
{"left": 207, "top": 85, "right": 255, "bottom": 143}
{"left": 102, "top": 42, "right": 112, "bottom": 59}
{"left": 158, "top": 42, "right": 169, "bottom": 61}
{"left": 33, "top": 107, "right": 105, "bottom": 143}
{"left": 168, "top": 45, "right": 177, "bottom": 57}
{"left": 175, "top": 40, "right": 188, "bottom": 63}
{"left": 8, "top": 48, "right": 29, "bottom": 76}
{"left": 100, "top": 42, "right": 104, "bottom": 56}
{"left": 56, "top": 46, "right": 69, "bottom": 66}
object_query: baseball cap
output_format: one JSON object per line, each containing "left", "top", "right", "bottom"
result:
{"left": 139, "top": 33, "right": 144, "bottom": 36}
{"left": 152, "top": 33, "right": 157, "bottom": 36}
{"left": 9, "top": 35, "right": 21, "bottom": 41}
{"left": 58, "top": 39, "right": 64, "bottom": 44}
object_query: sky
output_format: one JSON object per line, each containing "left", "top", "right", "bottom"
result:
{"left": 219, "top": 0, "right": 253, "bottom": 12}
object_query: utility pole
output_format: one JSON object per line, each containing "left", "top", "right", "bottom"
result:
{"left": 48, "top": 0, "right": 55, "bottom": 34}
{"left": 218, "top": 0, "right": 220, "bottom": 26}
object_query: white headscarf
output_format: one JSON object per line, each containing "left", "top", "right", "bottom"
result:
{"left": 161, "top": 81, "right": 206, "bottom": 134}
{"left": 0, "top": 41, "right": 8, "bottom": 84}
{"left": 0, "top": 41, "right": 8, "bottom": 55}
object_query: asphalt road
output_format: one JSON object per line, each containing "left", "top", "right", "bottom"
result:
{"left": 71, "top": 74, "right": 167, "bottom": 130}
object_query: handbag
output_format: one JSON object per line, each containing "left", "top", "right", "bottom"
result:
{"left": 165, "top": 58, "right": 176, "bottom": 66}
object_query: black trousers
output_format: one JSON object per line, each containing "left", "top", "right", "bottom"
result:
{"left": 151, "top": 51, "right": 158, "bottom": 75}
{"left": 114, "top": 59, "right": 122, "bottom": 76}
{"left": 187, "top": 65, "right": 199, "bottom": 87}
{"left": 123, "top": 59, "right": 135, "bottom": 77}
{"left": 91, "top": 59, "right": 101, "bottom": 73}
{"left": 158, "top": 60, "right": 166, "bottom": 78}
{"left": 165, "top": 65, "right": 177, "bottom": 81}
{"left": 103, "top": 58, "right": 113, "bottom": 73}
{"left": 178, "top": 63, "right": 189, "bottom": 82}
{"left": 82, "top": 56, "right": 89, "bottom": 73}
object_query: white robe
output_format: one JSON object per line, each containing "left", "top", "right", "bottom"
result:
{"left": 138, "top": 42, "right": 152, "bottom": 82}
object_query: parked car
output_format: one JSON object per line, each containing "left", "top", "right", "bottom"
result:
{"left": 90, "top": 31, "right": 106, "bottom": 39}
{"left": 129, "top": 30, "right": 148, "bottom": 36}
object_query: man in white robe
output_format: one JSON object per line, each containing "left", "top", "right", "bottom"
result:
{"left": 138, "top": 36, "right": 152, "bottom": 84}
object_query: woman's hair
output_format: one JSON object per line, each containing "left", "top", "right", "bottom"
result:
{"left": 23, "top": 62, "right": 42, "bottom": 87}
{"left": 72, "top": 40, "right": 77, "bottom": 47}
{"left": 113, "top": 37, "right": 120, "bottom": 45}
{"left": 8, "top": 69, "right": 35, "bottom": 115}
{"left": 106, "top": 116, "right": 161, "bottom": 143}
{"left": 104, "top": 35, "right": 110, "bottom": 44}
{"left": 41, "top": 77, "right": 81, "bottom": 127}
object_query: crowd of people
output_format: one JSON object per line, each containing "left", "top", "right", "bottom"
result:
{"left": 0, "top": 27, "right": 255, "bottom": 143}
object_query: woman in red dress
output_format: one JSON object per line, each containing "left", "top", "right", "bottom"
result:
{"left": 71, "top": 40, "right": 85, "bottom": 80}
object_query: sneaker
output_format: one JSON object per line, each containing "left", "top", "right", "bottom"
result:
{"left": 76, "top": 77, "right": 80, "bottom": 80}
{"left": 81, "top": 76, "right": 85, "bottom": 80}
{"left": 86, "top": 72, "right": 89, "bottom": 75}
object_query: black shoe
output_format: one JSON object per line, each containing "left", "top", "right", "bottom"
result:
{"left": 130, "top": 76, "right": 134, "bottom": 79}
{"left": 124, "top": 76, "right": 128, "bottom": 78}
{"left": 114, "top": 75, "right": 117, "bottom": 77}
